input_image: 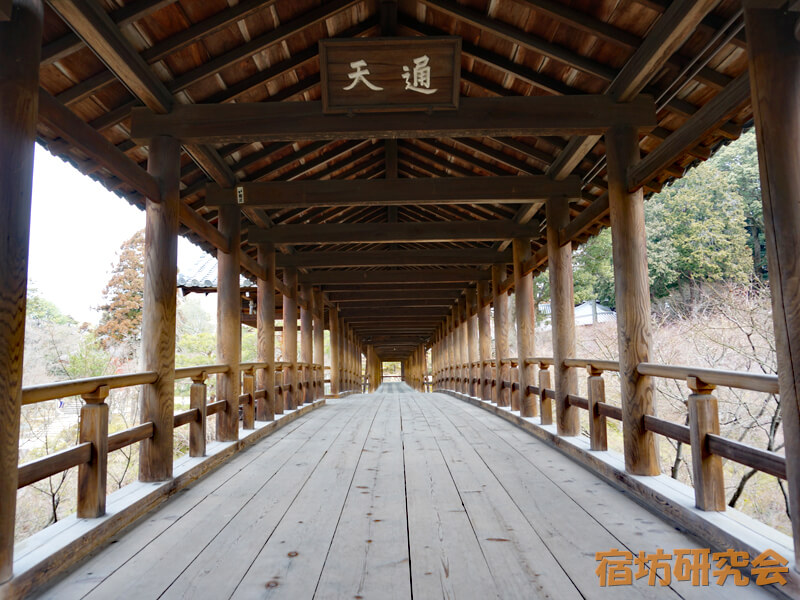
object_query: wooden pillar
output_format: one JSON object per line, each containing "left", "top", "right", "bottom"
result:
{"left": 458, "top": 296, "right": 468, "bottom": 394}
{"left": 282, "top": 268, "right": 298, "bottom": 409}
{"left": 492, "top": 264, "right": 511, "bottom": 407}
{"left": 466, "top": 288, "right": 479, "bottom": 397}
{"left": 0, "top": 1, "right": 42, "bottom": 578}
{"left": 513, "top": 238, "right": 537, "bottom": 418}
{"left": 139, "top": 135, "right": 180, "bottom": 479}
{"left": 313, "top": 290, "right": 324, "bottom": 399}
{"left": 477, "top": 281, "right": 492, "bottom": 402}
{"left": 744, "top": 3, "right": 800, "bottom": 567}
{"left": 346, "top": 328, "right": 353, "bottom": 392}
{"left": 606, "top": 125, "right": 659, "bottom": 475}
{"left": 329, "top": 306, "right": 340, "bottom": 396}
{"left": 216, "top": 203, "right": 241, "bottom": 441}
{"left": 421, "top": 346, "right": 428, "bottom": 391}
{"left": 300, "top": 283, "right": 313, "bottom": 405}
{"left": 546, "top": 201, "right": 578, "bottom": 435}
{"left": 256, "top": 243, "right": 275, "bottom": 421}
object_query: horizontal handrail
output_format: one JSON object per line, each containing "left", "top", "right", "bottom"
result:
{"left": 637, "top": 362, "right": 779, "bottom": 394}
{"left": 22, "top": 372, "right": 158, "bottom": 405}
{"left": 174, "top": 364, "right": 228, "bottom": 379}
{"left": 563, "top": 358, "right": 620, "bottom": 372}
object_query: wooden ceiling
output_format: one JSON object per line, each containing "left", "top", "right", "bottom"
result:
{"left": 35, "top": 0, "right": 753, "bottom": 360}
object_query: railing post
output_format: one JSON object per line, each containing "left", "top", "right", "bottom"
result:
{"left": 511, "top": 360, "right": 520, "bottom": 412}
{"left": 606, "top": 125, "right": 659, "bottom": 475}
{"left": 539, "top": 363, "right": 553, "bottom": 425}
{"left": 0, "top": 0, "right": 43, "bottom": 581}
{"left": 189, "top": 372, "right": 207, "bottom": 457}
{"left": 744, "top": 3, "right": 800, "bottom": 567}
{"left": 78, "top": 385, "right": 109, "bottom": 518}
{"left": 274, "top": 366, "right": 284, "bottom": 415}
{"left": 140, "top": 134, "right": 180, "bottom": 478}
{"left": 256, "top": 242, "right": 275, "bottom": 421}
{"left": 587, "top": 366, "right": 607, "bottom": 451}
{"left": 513, "top": 238, "right": 537, "bottom": 418}
{"left": 687, "top": 376, "right": 725, "bottom": 511}
{"left": 217, "top": 203, "right": 241, "bottom": 442}
{"left": 242, "top": 368, "right": 255, "bottom": 430}
{"left": 499, "top": 360, "right": 511, "bottom": 408}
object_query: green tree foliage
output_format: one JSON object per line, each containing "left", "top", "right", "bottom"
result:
{"left": 572, "top": 229, "right": 615, "bottom": 307}
{"left": 26, "top": 287, "right": 76, "bottom": 326}
{"left": 645, "top": 161, "right": 751, "bottom": 297}
{"left": 706, "top": 130, "right": 766, "bottom": 279}
{"left": 96, "top": 230, "right": 145, "bottom": 348}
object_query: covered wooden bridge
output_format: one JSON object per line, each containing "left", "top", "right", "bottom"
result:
{"left": 2, "top": 0, "right": 800, "bottom": 597}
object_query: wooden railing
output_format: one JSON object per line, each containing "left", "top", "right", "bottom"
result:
{"left": 16, "top": 360, "right": 326, "bottom": 519}
{"left": 434, "top": 356, "right": 786, "bottom": 513}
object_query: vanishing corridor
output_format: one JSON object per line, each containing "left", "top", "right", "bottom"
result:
{"left": 37, "top": 387, "right": 773, "bottom": 599}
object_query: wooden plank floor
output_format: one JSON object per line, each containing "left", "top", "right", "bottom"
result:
{"left": 37, "top": 384, "right": 778, "bottom": 599}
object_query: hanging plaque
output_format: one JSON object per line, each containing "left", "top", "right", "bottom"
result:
{"left": 319, "top": 36, "right": 461, "bottom": 114}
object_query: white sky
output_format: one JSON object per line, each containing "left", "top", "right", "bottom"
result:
{"left": 29, "top": 145, "right": 210, "bottom": 324}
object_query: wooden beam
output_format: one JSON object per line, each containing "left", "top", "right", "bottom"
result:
{"left": 131, "top": 96, "right": 657, "bottom": 144}
{"left": 298, "top": 269, "right": 490, "bottom": 285}
{"left": 41, "top": 0, "right": 177, "bottom": 65}
{"left": 276, "top": 248, "right": 512, "bottom": 268}
{"left": 605, "top": 0, "right": 721, "bottom": 101}
{"left": 629, "top": 72, "right": 751, "bottom": 191}
{"left": 48, "top": 0, "right": 173, "bottom": 112}
{"left": 329, "top": 291, "right": 461, "bottom": 301}
{"left": 250, "top": 220, "right": 539, "bottom": 245}
{"left": 37, "top": 89, "right": 160, "bottom": 201}
{"left": 206, "top": 175, "right": 581, "bottom": 208}
{"left": 424, "top": 0, "right": 615, "bottom": 81}
{"left": 339, "top": 307, "right": 448, "bottom": 317}
{"left": 0, "top": 0, "right": 11, "bottom": 21}
{"left": 547, "top": 0, "right": 720, "bottom": 180}
{"left": 559, "top": 194, "right": 609, "bottom": 246}
{"left": 334, "top": 299, "right": 454, "bottom": 308}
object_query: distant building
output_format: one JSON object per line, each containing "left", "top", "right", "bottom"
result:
{"left": 536, "top": 300, "right": 616, "bottom": 330}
